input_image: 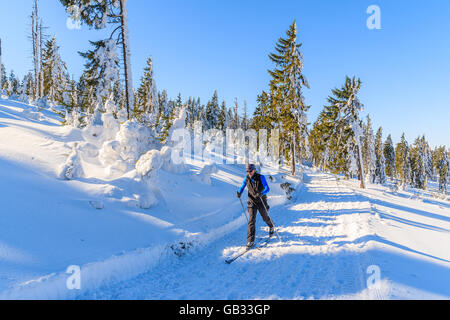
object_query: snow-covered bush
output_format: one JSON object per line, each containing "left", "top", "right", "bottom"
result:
{"left": 104, "top": 160, "right": 128, "bottom": 177}
{"left": 116, "top": 120, "right": 154, "bottom": 164}
{"left": 135, "top": 149, "right": 164, "bottom": 179}
{"left": 88, "top": 103, "right": 104, "bottom": 127}
{"left": 82, "top": 124, "right": 104, "bottom": 146}
{"left": 167, "top": 107, "right": 187, "bottom": 145}
{"left": 101, "top": 100, "right": 121, "bottom": 141}
{"left": 58, "top": 144, "right": 84, "bottom": 180}
{"left": 99, "top": 140, "right": 122, "bottom": 166}
{"left": 78, "top": 142, "right": 99, "bottom": 158}
{"left": 136, "top": 146, "right": 187, "bottom": 180}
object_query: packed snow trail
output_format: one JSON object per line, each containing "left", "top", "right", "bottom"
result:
{"left": 1, "top": 99, "right": 449, "bottom": 299}
{"left": 79, "top": 172, "right": 450, "bottom": 300}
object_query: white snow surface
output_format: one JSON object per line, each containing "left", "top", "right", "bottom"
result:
{"left": 0, "top": 98, "right": 449, "bottom": 300}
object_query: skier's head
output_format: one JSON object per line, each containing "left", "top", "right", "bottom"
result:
{"left": 246, "top": 164, "right": 256, "bottom": 177}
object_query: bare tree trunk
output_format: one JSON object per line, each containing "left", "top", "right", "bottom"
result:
{"left": 32, "top": 0, "right": 39, "bottom": 100}
{"left": 291, "top": 134, "right": 296, "bottom": 176}
{"left": 39, "top": 20, "right": 44, "bottom": 99}
{"left": 119, "top": 0, "right": 134, "bottom": 120}
{"left": 356, "top": 143, "right": 366, "bottom": 189}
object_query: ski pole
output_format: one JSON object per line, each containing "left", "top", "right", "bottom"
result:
{"left": 259, "top": 195, "right": 281, "bottom": 242}
{"left": 239, "top": 197, "right": 249, "bottom": 223}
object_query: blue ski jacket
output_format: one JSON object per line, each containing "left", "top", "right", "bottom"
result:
{"left": 238, "top": 174, "right": 270, "bottom": 196}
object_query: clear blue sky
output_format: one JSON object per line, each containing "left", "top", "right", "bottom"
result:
{"left": 1, "top": 0, "right": 449, "bottom": 148}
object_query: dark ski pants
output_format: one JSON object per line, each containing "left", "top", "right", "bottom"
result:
{"left": 247, "top": 201, "right": 274, "bottom": 243}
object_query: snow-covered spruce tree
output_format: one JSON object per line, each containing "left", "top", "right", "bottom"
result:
{"left": 79, "top": 39, "right": 120, "bottom": 125}
{"left": 17, "top": 75, "right": 30, "bottom": 103}
{"left": 42, "top": 35, "right": 69, "bottom": 106}
{"left": 60, "top": 0, "right": 134, "bottom": 119}
{"left": 7, "top": 71, "right": 19, "bottom": 97}
{"left": 375, "top": 127, "right": 386, "bottom": 184}
{"left": 410, "top": 135, "right": 433, "bottom": 190}
{"left": 383, "top": 134, "right": 396, "bottom": 180}
{"left": 63, "top": 78, "right": 82, "bottom": 126}
{"left": 205, "top": 90, "right": 220, "bottom": 130}
{"left": 267, "top": 21, "right": 310, "bottom": 175}
{"left": 77, "top": 73, "right": 94, "bottom": 121}
{"left": 135, "top": 56, "right": 157, "bottom": 126}
{"left": 226, "top": 107, "right": 233, "bottom": 129}
{"left": 158, "top": 92, "right": 178, "bottom": 144}
{"left": 185, "top": 97, "right": 196, "bottom": 129}
{"left": 251, "top": 91, "right": 272, "bottom": 131}
{"left": 436, "top": 147, "right": 449, "bottom": 194}
{"left": 154, "top": 90, "right": 168, "bottom": 137}
{"left": 217, "top": 100, "right": 227, "bottom": 132}
{"left": 318, "top": 77, "right": 366, "bottom": 188}
{"left": 362, "top": 115, "right": 376, "bottom": 183}
{"left": 0, "top": 62, "right": 6, "bottom": 92}
{"left": 340, "top": 77, "right": 366, "bottom": 188}
{"left": 310, "top": 106, "right": 339, "bottom": 172}
{"left": 395, "top": 133, "right": 411, "bottom": 188}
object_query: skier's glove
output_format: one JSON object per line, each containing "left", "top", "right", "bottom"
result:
{"left": 237, "top": 191, "right": 241, "bottom": 199}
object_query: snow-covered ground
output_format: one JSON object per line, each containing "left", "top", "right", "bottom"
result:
{"left": 0, "top": 98, "right": 449, "bottom": 300}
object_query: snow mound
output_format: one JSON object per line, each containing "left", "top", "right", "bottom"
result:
{"left": 21, "top": 108, "right": 42, "bottom": 121}
{"left": 196, "top": 163, "right": 219, "bottom": 185}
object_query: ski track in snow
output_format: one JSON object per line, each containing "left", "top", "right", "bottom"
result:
{"left": 78, "top": 173, "right": 418, "bottom": 300}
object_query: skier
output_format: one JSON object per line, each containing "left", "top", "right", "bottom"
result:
{"left": 237, "top": 164, "right": 275, "bottom": 248}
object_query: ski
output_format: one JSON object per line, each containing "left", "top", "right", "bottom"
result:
{"left": 225, "top": 246, "right": 252, "bottom": 264}
{"left": 225, "top": 236, "right": 273, "bottom": 264}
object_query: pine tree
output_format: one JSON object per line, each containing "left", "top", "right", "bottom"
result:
{"left": 205, "top": 90, "right": 220, "bottom": 130}
{"left": 8, "top": 71, "right": 19, "bottom": 96}
{"left": 60, "top": 0, "right": 134, "bottom": 119}
{"left": 159, "top": 96, "right": 178, "bottom": 144}
{"left": 395, "top": 133, "right": 411, "bottom": 188}
{"left": 374, "top": 127, "right": 386, "bottom": 184}
{"left": 363, "top": 115, "right": 376, "bottom": 183}
{"left": 251, "top": 91, "right": 273, "bottom": 131}
{"left": 135, "top": 56, "right": 157, "bottom": 125}
{"left": 23, "top": 72, "right": 34, "bottom": 98}
{"left": 316, "top": 77, "right": 365, "bottom": 188}
{"left": 436, "top": 147, "right": 449, "bottom": 194}
{"left": 0, "top": 64, "right": 6, "bottom": 92}
{"left": 410, "top": 135, "right": 433, "bottom": 190}
{"left": 226, "top": 108, "right": 233, "bottom": 130}
{"left": 267, "top": 21, "right": 310, "bottom": 175}
{"left": 42, "top": 35, "right": 68, "bottom": 105}
{"left": 217, "top": 100, "right": 227, "bottom": 131}
{"left": 79, "top": 39, "right": 120, "bottom": 122}
{"left": 383, "top": 134, "right": 396, "bottom": 180}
